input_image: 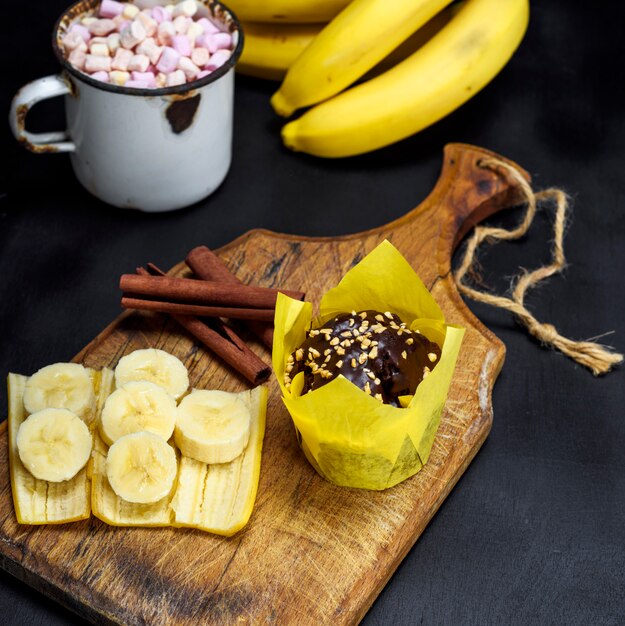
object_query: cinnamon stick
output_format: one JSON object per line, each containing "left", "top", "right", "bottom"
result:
{"left": 185, "top": 247, "right": 275, "bottom": 349}
{"left": 120, "top": 274, "right": 303, "bottom": 309}
{"left": 134, "top": 266, "right": 271, "bottom": 385}
{"left": 121, "top": 297, "right": 275, "bottom": 321}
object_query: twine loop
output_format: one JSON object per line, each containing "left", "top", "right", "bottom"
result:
{"left": 454, "top": 158, "right": 623, "bottom": 376}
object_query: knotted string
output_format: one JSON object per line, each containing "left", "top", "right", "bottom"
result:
{"left": 454, "top": 158, "right": 623, "bottom": 375}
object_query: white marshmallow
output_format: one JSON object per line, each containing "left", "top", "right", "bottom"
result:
{"left": 165, "top": 69, "right": 186, "bottom": 86}
{"left": 109, "top": 70, "right": 130, "bottom": 85}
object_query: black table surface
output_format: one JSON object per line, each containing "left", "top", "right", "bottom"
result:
{"left": 2, "top": 1, "right": 624, "bottom": 624}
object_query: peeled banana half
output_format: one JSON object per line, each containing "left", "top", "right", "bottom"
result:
{"left": 281, "top": 0, "right": 530, "bottom": 157}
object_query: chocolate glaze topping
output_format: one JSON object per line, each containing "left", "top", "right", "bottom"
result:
{"left": 284, "top": 310, "right": 442, "bottom": 407}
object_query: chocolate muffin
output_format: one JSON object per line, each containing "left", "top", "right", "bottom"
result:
{"left": 284, "top": 310, "right": 441, "bottom": 407}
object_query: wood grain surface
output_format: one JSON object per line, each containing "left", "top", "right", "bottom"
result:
{"left": 0, "top": 144, "right": 529, "bottom": 625}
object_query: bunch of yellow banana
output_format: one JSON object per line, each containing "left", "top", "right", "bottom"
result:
{"left": 232, "top": 0, "right": 529, "bottom": 157}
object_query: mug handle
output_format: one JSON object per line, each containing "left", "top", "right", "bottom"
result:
{"left": 9, "top": 75, "right": 76, "bottom": 153}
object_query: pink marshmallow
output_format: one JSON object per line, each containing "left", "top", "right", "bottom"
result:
{"left": 197, "top": 69, "right": 212, "bottom": 80}
{"left": 113, "top": 15, "right": 129, "bottom": 30}
{"left": 172, "top": 35, "right": 191, "bottom": 57}
{"left": 68, "top": 48, "right": 87, "bottom": 70}
{"left": 120, "top": 20, "right": 146, "bottom": 49}
{"left": 85, "top": 54, "right": 112, "bottom": 73}
{"left": 131, "top": 71, "right": 157, "bottom": 86}
{"left": 190, "top": 47, "right": 209, "bottom": 68}
{"left": 204, "top": 49, "right": 231, "bottom": 71}
{"left": 69, "top": 23, "right": 92, "bottom": 43}
{"left": 173, "top": 15, "right": 190, "bottom": 34}
{"left": 156, "top": 46, "right": 180, "bottom": 73}
{"left": 135, "top": 38, "right": 162, "bottom": 65}
{"left": 157, "top": 21, "right": 176, "bottom": 46}
{"left": 208, "top": 32, "right": 233, "bottom": 53}
{"left": 88, "top": 19, "right": 117, "bottom": 37}
{"left": 151, "top": 6, "right": 171, "bottom": 24}
{"left": 111, "top": 47, "right": 133, "bottom": 71}
{"left": 99, "top": 0, "right": 124, "bottom": 19}
{"left": 197, "top": 18, "right": 220, "bottom": 35}
{"left": 194, "top": 33, "right": 211, "bottom": 50}
{"left": 128, "top": 54, "right": 150, "bottom": 72}
{"left": 125, "top": 79, "right": 152, "bottom": 88}
{"left": 91, "top": 70, "right": 110, "bottom": 82}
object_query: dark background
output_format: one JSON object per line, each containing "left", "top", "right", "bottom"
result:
{"left": 2, "top": 1, "right": 624, "bottom": 624}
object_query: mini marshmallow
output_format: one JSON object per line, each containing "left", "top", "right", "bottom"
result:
{"left": 178, "top": 56, "right": 200, "bottom": 80}
{"left": 128, "top": 54, "right": 150, "bottom": 72}
{"left": 172, "top": 34, "right": 191, "bottom": 57}
{"left": 156, "top": 72, "right": 167, "bottom": 87}
{"left": 120, "top": 20, "right": 146, "bottom": 49}
{"left": 109, "top": 70, "right": 130, "bottom": 85}
{"left": 207, "top": 32, "right": 233, "bottom": 53}
{"left": 122, "top": 4, "right": 140, "bottom": 20}
{"left": 88, "top": 19, "right": 116, "bottom": 37}
{"left": 194, "top": 33, "right": 210, "bottom": 50}
{"left": 190, "top": 46, "right": 209, "bottom": 68}
{"left": 125, "top": 79, "right": 152, "bottom": 88}
{"left": 62, "top": 32, "right": 88, "bottom": 53}
{"left": 99, "top": 0, "right": 124, "bottom": 19}
{"left": 165, "top": 69, "right": 186, "bottom": 87}
{"left": 196, "top": 69, "right": 211, "bottom": 79}
{"left": 156, "top": 46, "right": 180, "bottom": 73}
{"left": 91, "top": 70, "right": 110, "bottom": 82}
{"left": 69, "top": 23, "right": 92, "bottom": 43}
{"left": 204, "top": 48, "right": 230, "bottom": 71}
{"left": 172, "top": 0, "right": 198, "bottom": 18}
{"left": 90, "top": 42, "right": 110, "bottom": 57}
{"left": 136, "top": 12, "right": 157, "bottom": 37}
{"left": 113, "top": 15, "right": 129, "bottom": 29}
{"left": 164, "top": 4, "right": 175, "bottom": 14}
{"left": 196, "top": 17, "right": 220, "bottom": 35}
{"left": 68, "top": 48, "right": 87, "bottom": 71}
{"left": 151, "top": 6, "right": 171, "bottom": 24}
{"left": 173, "top": 15, "right": 190, "bottom": 34}
{"left": 107, "top": 32, "right": 121, "bottom": 54}
{"left": 135, "top": 38, "right": 162, "bottom": 65}
{"left": 186, "top": 21, "right": 204, "bottom": 45}
{"left": 84, "top": 54, "right": 112, "bottom": 73}
{"left": 89, "top": 36, "right": 108, "bottom": 45}
{"left": 157, "top": 21, "right": 176, "bottom": 46}
{"left": 131, "top": 71, "right": 157, "bottom": 86}
{"left": 81, "top": 17, "right": 97, "bottom": 26}
{"left": 111, "top": 47, "right": 133, "bottom": 71}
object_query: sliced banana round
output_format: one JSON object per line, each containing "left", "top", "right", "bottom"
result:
{"left": 106, "top": 432, "right": 177, "bottom": 504}
{"left": 17, "top": 408, "right": 92, "bottom": 482}
{"left": 23, "top": 363, "right": 94, "bottom": 418}
{"left": 114, "top": 348, "right": 189, "bottom": 400}
{"left": 175, "top": 390, "right": 251, "bottom": 465}
{"left": 100, "top": 381, "right": 177, "bottom": 446}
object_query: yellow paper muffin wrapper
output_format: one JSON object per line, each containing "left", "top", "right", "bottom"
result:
{"left": 273, "top": 240, "right": 464, "bottom": 490}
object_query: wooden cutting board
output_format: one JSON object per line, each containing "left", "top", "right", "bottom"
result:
{"left": 0, "top": 144, "right": 528, "bottom": 625}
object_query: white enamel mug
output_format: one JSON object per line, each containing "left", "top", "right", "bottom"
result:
{"left": 9, "top": 0, "right": 243, "bottom": 212}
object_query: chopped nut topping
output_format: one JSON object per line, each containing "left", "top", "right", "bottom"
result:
{"left": 335, "top": 347, "right": 346, "bottom": 356}
{"left": 351, "top": 310, "right": 357, "bottom": 316}
{"left": 320, "top": 328, "right": 332, "bottom": 335}
{"left": 309, "top": 348, "right": 320, "bottom": 358}
{"left": 309, "top": 329, "right": 320, "bottom": 337}
{"left": 358, "top": 325, "right": 368, "bottom": 334}
{"left": 296, "top": 348, "right": 304, "bottom": 361}
{"left": 369, "top": 347, "right": 378, "bottom": 359}
{"left": 406, "top": 338, "right": 414, "bottom": 345}
{"left": 367, "top": 372, "right": 375, "bottom": 380}
{"left": 341, "top": 339, "right": 351, "bottom": 348}
{"left": 364, "top": 382, "right": 371, "bottom": 395}
{"left": 361, "top": 338, "right": 371, "bottom": 349}
{"left": 384, "top": 311, "right": 394, "bottom": 320}
{"left": 374, "top": 377, "right": 381, "bottom": 385}
{"left": 353, "top": 329, "right": 360, "bottom": 337}
{"left": 349, "top": 318, "right": 355, "bottom": 327}
{"left": 375, "top": 314, "right": 385, "bottom": 322}
{"left": 330, "top": 337, "right": 340, "bottom": 346}
{"left": 340, "top": 331, "right": 352, "bottom": 338}
{"left": 374, "top": 393, "right": 383, "bottom": 402}
{"left": 335, "top": 360, "right": 343, "bottom": 369}
{"left": 286, "top": 363, "right": 293, "bottom": 373}
{"left": 351, "top": 358, "right": 357, "bottom": 368}
{"left": 359, "top": 311, "right": 368, "bottom": 319}
{"left": 428, "top": 352, "right": 438, "bottom": 363}
{"left": 287, "top": 354, "right": 294, "bottom": 363}
{"left": 324, "top": 355, "right": 331, "bottom": 363}
{"left": 324, "top": 348, "right": 331, "bottom": 356}
{"left": 401, "top": 350, "right": 407, "bottom": 359}
{"left": 358, "top": 353, "right": 367, "bottom": 365}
